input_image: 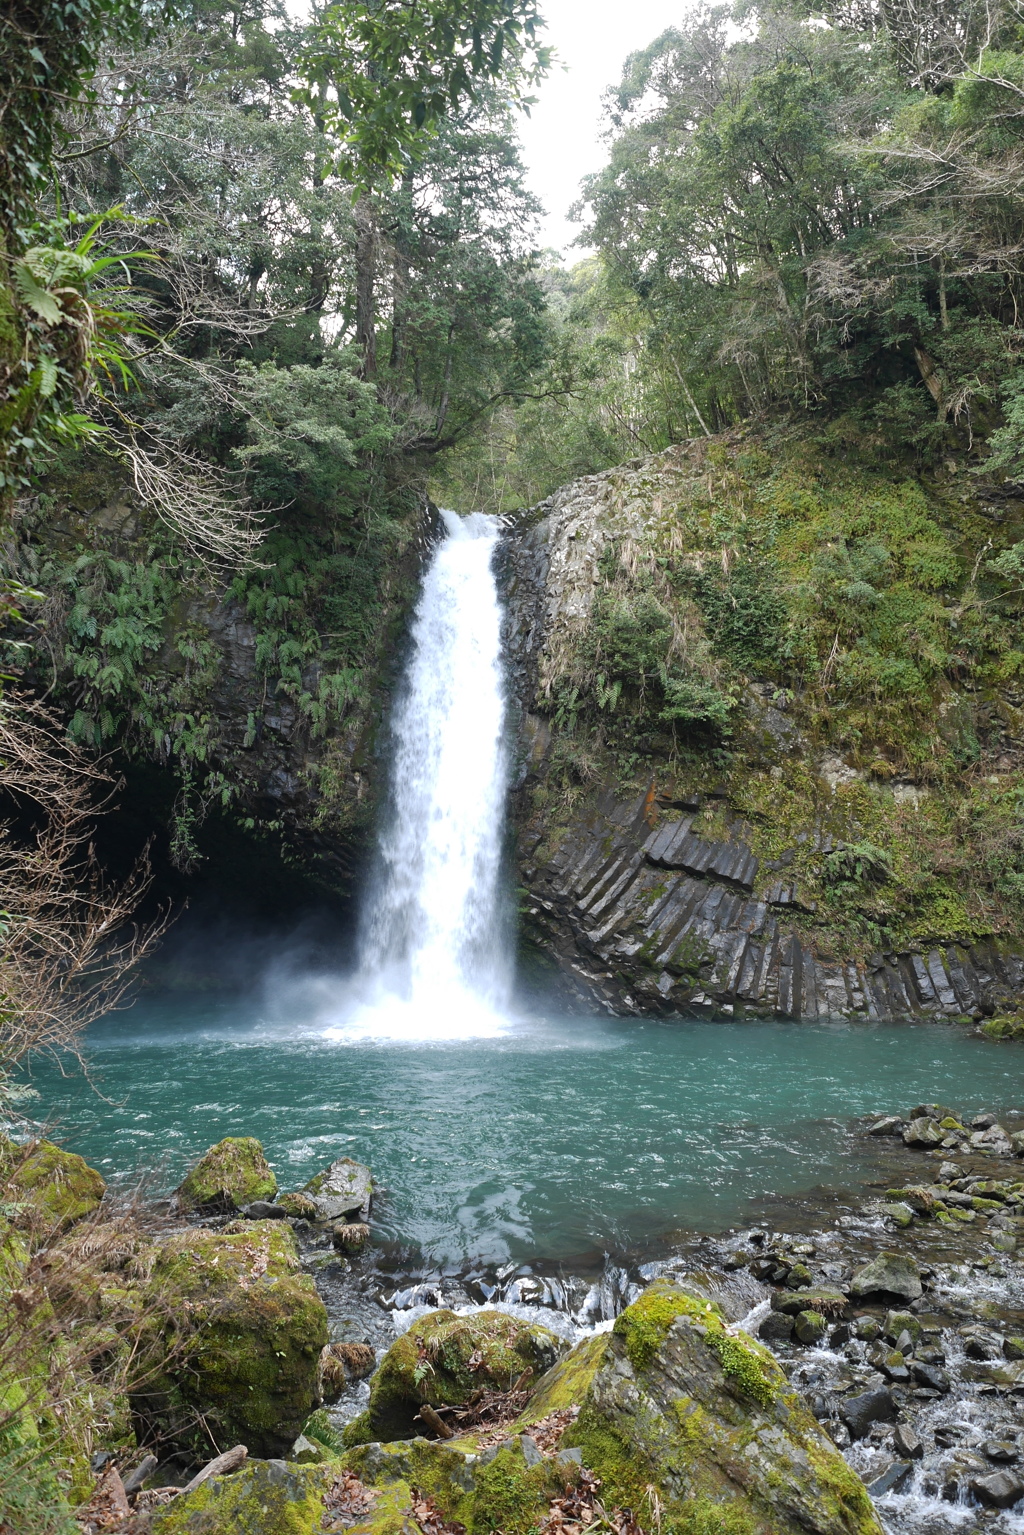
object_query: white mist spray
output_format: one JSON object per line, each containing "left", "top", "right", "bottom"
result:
{"left": 335, "top": 510, "right": 511, "bottom": 1039}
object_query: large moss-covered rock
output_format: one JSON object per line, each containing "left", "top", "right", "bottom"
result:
{"left": 347, "top": 1308, "right": 566, "bottom": 1444}
{"left": 517, "top": 1281, "right": 883, "bottom": 1535}
{"left": 174, "top": 1136, "right": 277, "bottom": 1214}
{"left": 1, "top": 1137, "right": 105, "bottom": 1233}
{"left": 151, "top": 1459, "right": 329, "bottom": 1535}
{"left": 132, "top": 1221, "right": 328, "bottom": 1458}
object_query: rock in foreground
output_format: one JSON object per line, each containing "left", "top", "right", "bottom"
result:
{"left": 151, "top": 1459, "right": 330, "bottom": 1533}
{"left": 2, "top": 1138, "right": 105, "bottom": 1232}
{"left": 174, "top": 1136, "right": 277, "bottom": 1214}
{"left": 345, "top": 1307, "right": 566, "bottom": 1444}
{"left": 522, "top": 1281, "right": 883, "bottom": 1535}
{"left": 132, "top": 1220, "right": 327, "bottom": 1457}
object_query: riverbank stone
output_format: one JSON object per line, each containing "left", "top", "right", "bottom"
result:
{"left": 849, "top": 1251, "right": 922, "bottom": 1303}
{"left": 971, "top": 1470, "right": 1024, "bottom": 1507}
{"left": 131, "top": 1219, "right": 328, "bottom": 1458}
{"left": 243, "top": 1199, "right": 286, "bottom": 1219}
{"left": 345, "top": 1308, "right": 565, "bottom": 1445}
{"left": 884, "top": 1310, "right": 923, "bottom": 1346}
{"left": 903, "top": 1117, "right": 944, "bottom": 1148}
{"left": 151, "top": 1459, "right": 329, "bottom": 1534}
{"left": 277, "top": 1191, "right": 318, "bottom": 1220}
{"left": 794, "top": 1309, "right": 827, "bottom": 1343}
{"left": 770, "top": 1287, "right": 848, "bottom": 1317}
{"left": 332, "top": 1220, "right": 370, "bottom": 1252}
{"left": 301, "top": 1157, "right": 372, "bottom": 1222}
{"left": 344, "top": 1433, "right": 578, "bottom": 1535}
{"left": 840, "top": 1387, "right": 897, "bottom": 1439}
{"left": 758, "top": 1310, "right": 794, "bottom": 1342}
{"left": 174, "top": 1136, "right": 277, "bottom": 1214}
{"left": 1, "top": 1138, "right": 105, "bottom": 1233}
{"left": 515, "top": 1280, "right": 883, "bottom": 1535}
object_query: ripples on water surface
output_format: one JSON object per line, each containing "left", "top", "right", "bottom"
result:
{"left": 26, "top": 997, "right": 1024, "bottom": 1266}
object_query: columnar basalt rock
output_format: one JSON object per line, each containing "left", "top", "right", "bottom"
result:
{"left": 509, "top": 782, "right": 1024, "bottom": 1018}
{"left": 500, "top": 448, "right": 1024, "bottom": 1021}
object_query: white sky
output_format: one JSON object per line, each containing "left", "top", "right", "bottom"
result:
{"left": 517, "top": 0, "right": 688, "bottom": 257}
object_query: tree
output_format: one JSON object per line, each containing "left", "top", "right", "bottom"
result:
{"left": 0, "top": 691, "right": 164, "bottom": 1108}
{"left": 298, "top": 0, "right": 551, "bottom": 186}
{"left": 298, "top": 0, "right": 551, "bottom": 375}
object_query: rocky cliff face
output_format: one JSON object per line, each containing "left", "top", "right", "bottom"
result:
{"left": 9, "top": 462, "right": 437, "bottom": 896}
{"left": 501, "top": 437, "right": 1024, "bottom": 1020}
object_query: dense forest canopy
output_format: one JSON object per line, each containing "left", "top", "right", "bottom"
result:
{"left": 5, "top": 0, "right": 1024, "bottom": 873}
{"left": 439, "top": 0, "right": 1024, "bottom": 504}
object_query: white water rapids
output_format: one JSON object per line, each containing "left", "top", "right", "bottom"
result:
{"left": 324, "top": 509, "right": 511, "bottom": 1041}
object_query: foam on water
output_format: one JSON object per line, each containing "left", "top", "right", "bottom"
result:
{"left": 320, "top": 509, "right": 511, "bottom": 1042}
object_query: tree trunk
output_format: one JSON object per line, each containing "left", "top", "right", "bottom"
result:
{"left": 913, "top": 344, "right": 946, "bottom": 419}
{"left": 355, "top": 196, "right": 377, "bottom": 380}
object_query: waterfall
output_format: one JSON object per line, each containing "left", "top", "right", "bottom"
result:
{"left": 335, "top": 510, "right": 511, "bottom": 1039}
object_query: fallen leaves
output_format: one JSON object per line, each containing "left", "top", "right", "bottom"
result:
{"left": 411, "top": 1491, "right": 467, "bottom": 1535}
{"left": 322, "top": 1468, "right": 380, "bottom": 1531}
{"left": 538, "top": 1467, "right": 645, "bottom": 1535}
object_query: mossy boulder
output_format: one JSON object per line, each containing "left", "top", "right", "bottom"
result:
{"left": 151, "top": 1459, "right": 329, "bottom": 1534}
{"left": 131, "top": 1220, "right": 328, "bottom": 1458}
{"left": 351, "top": 1308, "right": 567, "bottom": 1443}
{"left": 174, "top": 1136, "right": 277, "bottom": 1215}
{"left": 301, "top": 1156, "right": 372, "bottom": 1221}
{"left": 345, "top": 1433, "right": 578, "bottom": 1535}
{"left": 517, "top": 1281, "right": 883, "bottom": 1535}
{"left": 1, "top": 1138, "right": 105, "bottom": 1233}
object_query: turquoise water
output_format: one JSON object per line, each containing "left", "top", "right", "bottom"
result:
{"left": 24, "top": 996, "right": 1024, "bottom": 1266}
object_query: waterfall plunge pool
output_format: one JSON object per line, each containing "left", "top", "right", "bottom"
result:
{"left": 25, "top": 999, "right": 1024, "bottom": 1268}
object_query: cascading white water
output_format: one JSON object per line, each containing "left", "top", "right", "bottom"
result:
{"left": 334, "top": 510, "right": 511, "bottom": 1039}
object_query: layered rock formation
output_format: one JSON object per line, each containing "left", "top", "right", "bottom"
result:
{"left": 513, "top": 780, "right": 1024, "bottom": 1019}
{"left": 501, "top": 440, "right": 1024, "bottom": 1020}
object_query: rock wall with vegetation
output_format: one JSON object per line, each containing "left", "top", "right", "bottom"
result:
{"left": 504, "top": 429, "right": 1024, "bottom": 1019}
{"left": 10, "top": 452, "right": 431, "bottom": 893}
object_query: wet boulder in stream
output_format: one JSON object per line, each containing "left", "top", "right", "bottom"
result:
{"left": 301, "top": 1156, "right": 373, "bottom": 1222}
{"left": 174, "top": 1136, "right": 277, "bottom": 1215}
{"left": 848, "top": 1251, "right": 922, "bottom": 1303}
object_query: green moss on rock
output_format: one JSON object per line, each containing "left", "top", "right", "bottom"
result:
{"left": 613, "top": 1285, "right": 776, "bottom": 1407}
{"left": 2, "top": 1139, "right": 105, "bottom": 1233}
{"left": 469, "top": 1443, "right": 555, "bottom": 1535}
{"left": 342, "top": 1409, "right": 374, "bottom": 1449}
{"left": 345, "top": 1479, "right": 419, "bottom": 1535}
{"left": 151, "top": 1459, "right": 328, "bottom": 1535}
{"left": 175, "top": 1137, "right": 277, "bottom": 1214}
{"left": 131, "top": 1221, "right": 327, "bottom": 1458}
{"left": 363, "top": 1309, "right": 565, "bottom": 1442}
{"left": 345, "top": 1433, "right": 571, "bottom": 1535}
{"left": 518, "top": 1282, "right": 882, "bottom": 1535}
